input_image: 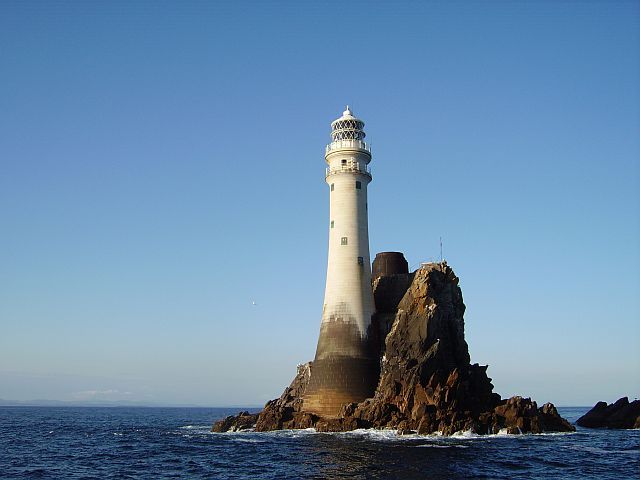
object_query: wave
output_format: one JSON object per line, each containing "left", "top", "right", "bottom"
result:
{"left": 229, "top": 437, "right": 267, "bottom": 443}
{"left": 562, "top": 445, "right": 640, "bottom": 455}
{"left": 179, "top": 425, "right": 211, "bottom": 430}
{"left": 209, "top": 426, "right": 578, "bottom": 442}
{"left": 333, "top": 428, "right": 576, "bottom": 441}
{"left": 449, "top": 428, "right": 576, "bottom": 439}
{"left": 224, "top": 428, "right": 316, "bottom": 438}
{"left": 413, "top": 443, "right": 469, "bottom": 448}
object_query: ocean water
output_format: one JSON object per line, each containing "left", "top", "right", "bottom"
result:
{"left": 0, "top": 406, "right": 638, "bottom": 479}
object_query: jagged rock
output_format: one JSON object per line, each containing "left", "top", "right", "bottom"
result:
{"left": 255, "top": 362, "right": 315, "bottom": 431}
{"left": 380, "top": 263, "right": 470, "bottom": 372}
{"left": 212, "top": 262, "right": 574, "bottom": 435}
{"left": 213, "top": 363, "right": 314, "bottom": 433}
{"left": 538, "top": 402, "right": 577, "bottom": 432}
{"left": 577, "top": 397, "right": 640, "bottom": 429}
{"left": 211, "top": 411, "right": 259, "bottom": 432}
{"left": 486, "top": 397, "right": 575, "bottom": 434}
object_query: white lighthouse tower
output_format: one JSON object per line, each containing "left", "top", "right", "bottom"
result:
{"left": 303, "top": 107, "right": 378, "bottom": 417}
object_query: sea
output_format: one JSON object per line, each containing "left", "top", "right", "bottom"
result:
{"left": 0, "top": 406, "right": 638, "bottom": 479}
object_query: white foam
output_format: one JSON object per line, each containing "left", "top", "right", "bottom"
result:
{"left": 451, "top": 429, "right": 483, "bottom": 439}
{"left": 230, "top": 437, "right": 267, "bottom": 443}
{"left": 448, "top": 428, "right": 576, "bottom": 440}
{"left": 413, "top": 444, "right": 469, "bottom": 448}
{"left": 335, "top": 428, "right": 408, "bottom": 441}
{"left": 331, "top": 428, "right": 454, "bottom": 442}
{"left": 211, "top": 426, "right": 577, "bottom": 441}
{"left": 248, "top": 428, "right": 317, "bottom": 438}
{"left": 179, "top": 425, "right": 211, "bottom": 430}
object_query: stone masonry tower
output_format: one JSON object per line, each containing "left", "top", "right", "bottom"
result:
{"left": 303, "top": 107, "right": 378, "bottom": 417}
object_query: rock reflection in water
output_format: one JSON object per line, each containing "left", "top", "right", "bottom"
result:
{"left": 300, "top": 433, "right": 461, "bottom": 480}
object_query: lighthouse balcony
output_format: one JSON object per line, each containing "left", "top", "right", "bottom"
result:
{"left": 325, "top": 163, "right": 372, "bottom": 179}
{"left": 325, "top": 139, "right": 371, "bottom": 155}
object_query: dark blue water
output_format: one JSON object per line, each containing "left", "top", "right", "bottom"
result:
{"left": 0, "top": 407, "right": 638, "bottom": 479}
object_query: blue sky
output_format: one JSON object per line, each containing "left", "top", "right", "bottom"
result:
{"left": 1, "top": 0, "right": 638, "bottom": 406}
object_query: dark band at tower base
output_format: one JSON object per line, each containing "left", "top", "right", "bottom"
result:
{"left": 303, "top": 316, "right": 379, "bottom": 418}
{"left": 303, "top": 356, "right": 379, "bottom": 418}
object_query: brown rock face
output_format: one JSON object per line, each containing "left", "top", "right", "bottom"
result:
{"left": 213, "top": 261, "right": 575, "bottom": 435}
{"left": 377, "top": 263, "right": 470, "bottom": 380}
{"left": 255, "top": 362, "right": 319, "bottom": 432}
{"left": 577, "top": 397, "right": 640, "bottom": 429}
{"left": 486, "top": 397, "right": 575, "bottom": 434}
{"left": 211, "top": 363, "right": 317, "bottom": 433}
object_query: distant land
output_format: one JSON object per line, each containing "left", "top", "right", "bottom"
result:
{"left": 0, "top": 399, "right": 263, "bottom": 409}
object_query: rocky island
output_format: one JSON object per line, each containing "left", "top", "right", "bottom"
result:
{"left": 213, "top": 260, "right": 575, "bottom": 435}
{"left": 577, "top": 397, "right": 640, "bottom": 429}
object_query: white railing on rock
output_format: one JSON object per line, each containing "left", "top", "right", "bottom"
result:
{"left": 325, "top": 139, "right": 371, "bottom": 154}
{"left": 325, "top": 164, "right": 372, "bottom": 178}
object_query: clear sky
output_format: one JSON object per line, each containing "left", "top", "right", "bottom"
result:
{"left": 1, "top": 0, "right": 638, "bottom": 407}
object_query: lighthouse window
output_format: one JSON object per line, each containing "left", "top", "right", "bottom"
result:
{"left": 330, "top": 220, "right": 334, "bottom": 228}
{"left": 330, "top": 183, "right": 334, "bottom": 191}
{"left": 357, "top": 256, "right": 364, "bottom": 266}
{"left": 341, "top": 159, "right": 347, "bottom": 166}
{"left": 355, "top": 181, "right": 361, "bottom": 189}
{"left": 341, "top": 237, "right": 348, "bottom": 245}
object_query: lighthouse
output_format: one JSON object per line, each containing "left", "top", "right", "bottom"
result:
{"left": 303, "top": 107, "right": 379, "bottom": 417}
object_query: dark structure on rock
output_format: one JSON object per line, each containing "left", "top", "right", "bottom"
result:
{"left": 372, "top": 251, "right": 409, "bottom": 279}
{"left": 577, "top": 397, "right": 640, "bottom": 429}
{"left": 213, "top": 258, "right": 575, "bottom": 435}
